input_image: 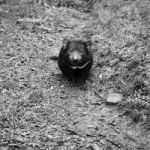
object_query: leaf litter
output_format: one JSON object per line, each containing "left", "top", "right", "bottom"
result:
{"left": 0, "top": 0, "right": 150, "bottom": 149}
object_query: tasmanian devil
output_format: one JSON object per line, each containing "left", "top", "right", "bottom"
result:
{"left": 57, "top": 38, "right": 93, "bottom": 83}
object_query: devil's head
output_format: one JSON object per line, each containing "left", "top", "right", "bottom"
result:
{"left": 61, "top": 38, "right": 92, "bottom": 65}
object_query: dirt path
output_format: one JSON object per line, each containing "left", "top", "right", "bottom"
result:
{"left": 0, "top": 0, "right": 150, "bottom": 150}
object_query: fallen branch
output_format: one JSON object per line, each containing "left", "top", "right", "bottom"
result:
{"left": 106, "top": 139, "right": 123, "bottom": 148}
{"left": 17, "top": 8, "right": 52, "bottom": 23}
{"left": 36, "top": 25, "right": 53, "bottom": 32}
{"left": 17, "top": 18, "right": 44, "bottom": 23}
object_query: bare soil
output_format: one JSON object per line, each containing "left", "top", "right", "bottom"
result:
{"left": 0, "top": 0, "right": 150, "bottom": 149}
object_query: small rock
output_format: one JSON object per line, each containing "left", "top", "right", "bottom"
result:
{"left": 60, "top": 85, "right": 64, "bottom": 88}
{"left": 50, "top": 86, "right": 54, "bottom": 90}
{"left": 0, "top": 40, "right": 3, "bottom": 45}
{"left": 99, "top": 74, "right": 103, "bottom": 80}
{"left": 93, "top": 143, "right": 103, "bottom": 150}
{"left": 106, "top": 93, "right": 123, "bottom": 104}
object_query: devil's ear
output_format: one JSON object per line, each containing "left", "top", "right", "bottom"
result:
{"left": 85, "top": 40, "right": 92, "bottom": 50}
{"left": 62, "top": 38, "right": 70, "bottom": 49}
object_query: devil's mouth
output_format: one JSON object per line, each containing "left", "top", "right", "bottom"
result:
{"left": 60, "top": 59, "right": 90, "bottom": 70}
{"left": 70, "top": 61, "right": 90, "bottom": 70}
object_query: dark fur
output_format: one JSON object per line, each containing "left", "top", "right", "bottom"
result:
{"left": 58, "top": 39, "right": 93, "bottom": 83}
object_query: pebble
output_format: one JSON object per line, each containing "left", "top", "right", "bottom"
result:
{"left": 106, "top": 93, "right": 123, "bottom": 104}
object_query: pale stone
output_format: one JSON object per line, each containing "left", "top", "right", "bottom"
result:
{"left": 106, "top": 93, "right": 123, "bottom": 104}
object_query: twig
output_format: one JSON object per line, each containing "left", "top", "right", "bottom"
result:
{"left": 65, "top": 129, "right": 79, "bottom": 135}
{"left": 17, "top": 18, "right": 43, "bottom": 23}
{"left": 94, "top": 90, "right": 105, "bottom": 101}
{"left": 106, "top": 139, "right": 122, "bottom": 148}
{"left": 17, "top": 8, "right": 52, "bottom": 24}
{"left": 36, "top": 25, "right": 53, "bottom": 32}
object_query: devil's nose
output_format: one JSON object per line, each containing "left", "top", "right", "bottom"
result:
{"left": 69, "top": 52, "right": 82, "bottom": 62}
{"left": 73, "top": 55, "right": 81, "bottom": 62}
{"left": 73, "top": 55, "right": 80, "bottom": 60}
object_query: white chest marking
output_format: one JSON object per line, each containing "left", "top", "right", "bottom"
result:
{"left": 71, "top": 61, "right": 90, "bottom": 70}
